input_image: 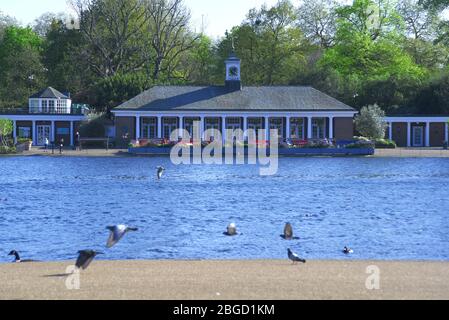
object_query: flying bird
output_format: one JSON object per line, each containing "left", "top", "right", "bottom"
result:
{"left": 106, "top": 225, "right": 138, "bottom": 248}
{"left": 8, "top": 250, "right": 37, "bottom": 263}
{"left": 156, "top": 166, "right": 165, "bottom": 180}
{"left": 224, "top": 223, "right": 238, "bottom": 236}
{"left": 343, "top": 246, "right": 354, "bottom": 254}
{"left": 75, "top": 250, "right": 103, "bottom": 270}
{"left": 287, "top": 248, "right": 306, "bottom": 264}
{"left": 281, "top": 223, "right": 299, "bottom": 240}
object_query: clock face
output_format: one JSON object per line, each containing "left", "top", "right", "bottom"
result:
{"left": 229, "top": 66, "right": 239, "bottom": 77}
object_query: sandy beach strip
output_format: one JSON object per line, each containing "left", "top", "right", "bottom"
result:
{"left": 0, "top": 260, "right": 448, "bottom": 300}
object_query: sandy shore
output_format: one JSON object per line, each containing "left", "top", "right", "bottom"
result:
{"left": 0, "top": 260, "right": 448, "bottom": 300}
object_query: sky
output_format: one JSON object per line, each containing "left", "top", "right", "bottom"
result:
{"left": 0, "top": 0, "right": 280, "bottom": 39}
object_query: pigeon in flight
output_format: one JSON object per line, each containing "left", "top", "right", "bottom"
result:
{"left": 106, "top": 225, "right": 138, "bottom": 248}
{"left": 287, "top": 248, "right": 306, "bottom": 264}
{"left": 156, "top": 166, "right": 165, "bottom": 180}
{"left": 343, "top": 246, "right": 354, "bottom": 254}
{"left": 75, "top": 250, "right": 103, "bottom": 270}
{"left": 8, "top": 250, "right": 38, "bottom": 263}
{"left": 281, "top": 223, "right": 300, "bottom": 240}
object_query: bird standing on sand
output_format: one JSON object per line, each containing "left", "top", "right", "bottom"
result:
{"left": 106, "top": 225, "right": 138, "bottom": 248}
{"left": 343, "top": 246, "right": 354, "bottom": 254}
{"left": 287, "top": 248, "right": 306, "bottom": 264}
{"left": 75, "top": 250, "right": 103, "bottom": 270}
{"left": 224, "top": 223, "right": 238, "bottom": 236}
{"left": 156, "top": 166, "right": 165, "bottom": 180}
{"left": 8, "top": 250, "right": 37, "bottom": 263}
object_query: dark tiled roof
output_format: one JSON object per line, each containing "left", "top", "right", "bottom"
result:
{"left": 114, "top": 86, "right": 355, "bottom": 112}
{"left": 30, "top": 87, "right": 69, "bottom": 99}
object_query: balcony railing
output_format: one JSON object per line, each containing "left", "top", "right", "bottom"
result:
{"left": 0, "top": 104, "right": 90, "bottom": 115}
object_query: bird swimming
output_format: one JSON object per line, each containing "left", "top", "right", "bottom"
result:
{"left": 343, "top": 246, "right": 354, "bottom": 254}
{"left": 75, "top": 250, "right": 103, "bottom": 270}
{"left": 223, "top": 223, "right": 238, "bottom": 236}
{"left": 281, "top": 223, "right": 299, "bottom": 240}
{"left": 287, "top": 248, "right": 306, "bottom": 264}
{"left": 156, "top": 166, "right": 165, "bottom": 180}
{"left": 8, "top": 250, "right": 37, "bottom": 263}
{"left": 106, "top": 225, "right": 138, "bottom": 248}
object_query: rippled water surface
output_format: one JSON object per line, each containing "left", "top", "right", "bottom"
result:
{"left": 0, "top": 156, "right": 448, "bottom": 262}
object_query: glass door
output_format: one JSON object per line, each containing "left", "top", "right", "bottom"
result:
{"left": 37, "top": 125, "right": 51, "bottom": 146}
{"left": 412, "top": 126, "right": 424, "bottom": 147}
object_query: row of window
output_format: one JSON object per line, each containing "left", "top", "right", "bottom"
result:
{"left": 140, "top": 117, "right": 327, "bottom": 140}
{"left": 29, "top": 99, "right": 69, "bottom": 114}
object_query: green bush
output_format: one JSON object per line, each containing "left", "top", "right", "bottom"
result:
{"left": 17, "top": 138, "right": 32, "bottom": 145}
{"left": 304, "top": 139, "right": 334, "bottom": 149}
{"left": 79, "top": 113, "right": 108, "bottom": 138}
{"left": 374, "top": 138, "right": 396, "bottom": 149}
{"left": 346, "top": 140, "right": 375, "bottom": 149}
{"left": 0, "top": 146, "right": 16, "bottom": 154}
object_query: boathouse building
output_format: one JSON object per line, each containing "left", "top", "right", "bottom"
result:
{"left": 0, "top": 87, "right": 88, "bottom": 146}
{"left": 112, "top": 52, "right": 358, "bottom": 146}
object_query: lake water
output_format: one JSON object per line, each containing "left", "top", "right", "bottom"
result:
{"left": 0, "top": 156, "right": 448, "bottom": 262}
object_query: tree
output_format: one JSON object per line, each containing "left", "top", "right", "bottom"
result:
{"left": 145, "top": 0, "right": 199, "bottom": 81}
{"left": 336, "top": 0, "right": 402, "bottom": 41}
{"left": 214, "top": 0, "right": 307, "bottom": 85}
{"left": 0, "top": 118, "right": 13, "bottom": 148}
{"left": 317, "top": 0, "right": 426, "bottom": 110}
{"left": 43, "top": 20, "right": 86, "bottom": 100}
{"left": 0, "top": 26, "right": 45, "bottom": 108}
{"left": 297, "top": 0, "right": 339, "bottom": 48}
{"left": 397, "top": 0, "right": 440, "bottom": 40}
{"left": 355, "top": 104, "right": 388, "bottom": 139}
{"left": 92, "top": 72, "right": 151, "bottom": 111}
{"left": 395, "top": 0, "right": 448, "bottom": 71}
{"left": 32, "top": 12, "right": 68, "bottom": 37}
{"left": 71, "top": 0, "right": 150, "bottom": 78}
{"left": 411, "top": 71, "right": 449, "bottom": 114}
{"left": 419, "top": 0, "right": 449, "bottom": 9}
{"left": 183, "top": 34, "right": 216, "bottom": 84}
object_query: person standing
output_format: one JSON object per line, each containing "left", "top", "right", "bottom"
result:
{"left": 44, "top": 137, "right": 49, "bottom": 152}
{"left": 75, "top": 131, "right": 81, "bottom": 151}
{"left": 59, "top": 138, "right": 64, "bottom": 154}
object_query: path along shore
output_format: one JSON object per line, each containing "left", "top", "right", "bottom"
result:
{"left": 0, "top": 260, "right": 448, "bottom": 300}
{"left": 2, "top": 147, "right": 449, "bottom": 158}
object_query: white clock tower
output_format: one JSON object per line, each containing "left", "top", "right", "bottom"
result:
{"left": 225, "top": 51, "right": 241, "bottom": 91}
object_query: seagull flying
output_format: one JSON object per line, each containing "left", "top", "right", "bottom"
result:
{"left": 156, "top": 166, "right": 165, "bottom": 180}
{"left": 106, "top": 225, "right": 138, "bottom": 248}
{"left": 287, "top": 248, "right": 306, "bottom": 264}
{"left": 75, "top": 250, "right": 103, "bottom": 270}
{"left": 8, "top": 250, "right": 37, "bottom": 263}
